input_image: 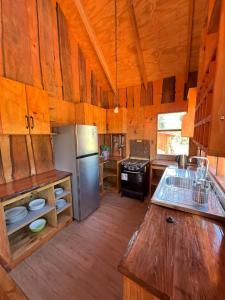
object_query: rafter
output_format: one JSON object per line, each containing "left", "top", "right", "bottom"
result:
{"left": 127, "top": 0, "right": 148, "bottom": 89}
{"left": 73, "top": 0, "right": 117, "bottom": 95}
{"left": 185, "top": 0, "right": 195, "bottom": 81}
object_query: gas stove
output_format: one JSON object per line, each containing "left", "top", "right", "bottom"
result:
{"left": 121, "top": 159, "right": 149, "bottom": 171}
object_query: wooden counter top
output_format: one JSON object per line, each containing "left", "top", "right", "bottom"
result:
{"left": 118, "top": 204, "right": 225, "bottom": 300}
{"left": 0, "top": 170, "right": 71, "bottom": 202}
{"left": 151, "top": 159, "right": 177, "bottom": 167}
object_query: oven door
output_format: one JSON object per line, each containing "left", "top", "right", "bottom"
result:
{"left": 121, "top": 169, "right": 145, "bottom": 190}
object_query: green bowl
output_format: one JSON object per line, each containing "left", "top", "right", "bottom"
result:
{"left": 29, "top": 218, "right": 47, "bottom": 233}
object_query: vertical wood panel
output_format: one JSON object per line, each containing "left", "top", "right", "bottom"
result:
{"left": 0, "top": 0, "right": 3, "bottom": 76}
{"left": 161, "top": 76, "right": 176, "bottom": 103}
{"left": 78, "top": 46, "right": 87, "bottom": 103}
{"left": 2, "top": 0, "right": 35, "bottom": 85}
{"left": 31, "top": 135, "right": 54, "bottom": 174}
{"left": 70, "top": 41, "right": 80, "bottom": 102}
{"left": 101, "top": 90, "right": 109, "bottom": 108}
{"left": 0, "top": 136, "right": 12, "bottom": 182}
{"left": 0, "top": 151, "right": 5, "bottom": 184}
{"left": 91, "top": 71, "right": 97, "bottom": 105}
{"left": 133, "top": 85, "right": 141, "bottom": 108}
{"left": 10, "top": 136, "right": 30, "bottom": 181}
{"left": 86, "top": 63, "right": 91, "bottom": 103}
{"left": 37, "top": 0, "right": 62, "bottom": 97}
{"left": 140, "top": 84, "right": 146, "bottom": 106}
{"left": 119, "top": 88, "right": 127, "bottom": 108}
{"left": 146, "top": 82, "right": 153, "bottom": 105}
{"left": 57, "top": 5, "right": 74, "bottom": 102}
{"left": 127, "top": 86, "right": 134, "bottom": 108}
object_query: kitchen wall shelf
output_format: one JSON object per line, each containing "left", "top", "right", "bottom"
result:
{"left": 0, "top": 174, "right": 72, "bottom": 268}
{"left": 192, "top": 1, "right": 225, "bottom": 157}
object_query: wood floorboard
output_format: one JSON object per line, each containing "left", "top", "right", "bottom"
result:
{"left": 10, "top": 192, "right": 147, "bottom": 300}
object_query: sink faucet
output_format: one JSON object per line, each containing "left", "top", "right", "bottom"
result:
{"left": 189, "top": 156, "right": 209, "bottom": 178}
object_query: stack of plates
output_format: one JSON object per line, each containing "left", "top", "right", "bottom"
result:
{"left": 56, "top": 198, "right": 67, "bottom": 210}
{"left": 29, "top": 198, "right": 46, "bottom": 211}
{"left": 54, "top": 187, "right": 64, "bottom": 197}
{"left": 5, "top": 206, "right": 28, "bottom": 224}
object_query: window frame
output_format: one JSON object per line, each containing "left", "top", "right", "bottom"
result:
{"left": 156, "top": 111, "right": 189, "bottom": 157}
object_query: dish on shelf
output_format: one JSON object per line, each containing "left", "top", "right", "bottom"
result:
{"left": 56, "top": 198, "right": 67, "bottom": 210}
{"left": 28, "top": 198, "right": 46, "bottom": 211}
{"left": 29, "top": 218, "right": 47, "bottom": 233}
{"left": 5, "top": 206, "right": 28, "bottom": 224}
{"left": 54, "top": 187, "right": 64, "bottom": 197}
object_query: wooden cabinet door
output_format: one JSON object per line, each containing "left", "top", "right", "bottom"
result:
{"left": 26, "top": 85, "right": 50, "bottom": 134}
{"left": 0, "top": 77, "right": 29, "bottom": 134}
{"left": 84, "top": 103, "right": 94, "bottom": 125}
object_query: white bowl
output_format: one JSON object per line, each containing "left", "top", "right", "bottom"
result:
{"left": 29, "top": 218, "right": 46, "bottom": 233}
{"left": 54, "top": 188, "right": 64, "bottom": 197}
{"left": 5, "top": 207, "right": 28, "bottom": 224}
{"left": 56, "top": 198, "right": 67, "bottom": 209}
{"left": 29, "top": 199, "right": 46, "bottom": 211}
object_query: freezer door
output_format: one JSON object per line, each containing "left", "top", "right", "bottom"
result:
{"left": 75, "top": 125, "right": 98, "bottom": 157}
{"left": 76, "top": 154, "right": 99, "bottom": 220}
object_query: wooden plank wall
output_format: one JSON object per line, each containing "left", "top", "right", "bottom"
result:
{"left": 0, "top": 135, "right": 54, "bottom": 184}
{"left": 107, "top": 74, "right": 188, "bottom": 158}
{"left": 0, "top": 0, "right": 106, "bottom": 104}
{"left": 0, "top": 0, "right": 107, "bottom": 185}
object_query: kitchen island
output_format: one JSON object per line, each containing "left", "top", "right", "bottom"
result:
{"left": 118, "top": 168, "right": 225, "bottom": 300}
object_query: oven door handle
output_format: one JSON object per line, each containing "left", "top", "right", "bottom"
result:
{"left": 123, "top": 170, "right": 140, "bottom": 174}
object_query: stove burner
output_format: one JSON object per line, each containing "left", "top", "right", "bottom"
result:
{"left": 121, "top": 159, "right": 149, "bottom": 171}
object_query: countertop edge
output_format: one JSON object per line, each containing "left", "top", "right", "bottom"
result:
{"left": 118, "top": 205, "right": 171, "bottom": 300}
{"left": 0, "top": 170, "right": 72, "bottom": 203}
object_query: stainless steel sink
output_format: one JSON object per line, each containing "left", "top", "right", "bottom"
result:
{"left": 151, "top": 166, "right": 225, "bottom": 220}
{"left": 165, "top": 176, "right": 193, "bottom": 189}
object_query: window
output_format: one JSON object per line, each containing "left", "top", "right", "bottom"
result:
{"left": 157, "top": 112, "right": 189, "bottom": 155}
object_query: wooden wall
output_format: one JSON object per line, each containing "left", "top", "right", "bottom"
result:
{"left": 107, "top": 74, "right": 188, "bottom": 159}
{"left": 0, "top": 136, "right": 54, "bottom": 184}
{"left": 0, "top": 0, "right": 107, "bottom": 104}
{"left": 0, "top": 0, "right": 109, "bottom": 185}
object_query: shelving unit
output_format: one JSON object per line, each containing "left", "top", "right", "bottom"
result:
{"left": 192, "top": 0, "right": 225, "bottom": 157}
{"left": 0, "top": 175, "right": 72, "bottom": 268}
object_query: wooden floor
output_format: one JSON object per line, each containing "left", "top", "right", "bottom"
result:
{"left": 10, "top": 191, "right": 147, "bottom": 300}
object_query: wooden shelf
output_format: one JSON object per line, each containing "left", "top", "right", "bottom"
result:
{"left": 6, "top": 205, "right": 55, "bottom": 236}
{"left": 57, "top": 213, "right": 72, "bottom": 228}
{"left": 151, "top": 176, "right": 161, "bottom": 186}
{"left": 103, "top": 169, "right": 117, "bottom": 179}
{"left": 55, "top": 190, "right": 71, "bottom": 201}
{"left": 56, "top": 203, "right": 71, "bottom": 215}
{"left": 9, "top": 225, "right": 55, "bottom": 260}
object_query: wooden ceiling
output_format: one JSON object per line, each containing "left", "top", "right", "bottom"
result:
{"left": 58, "top": 0, "right": 207, "bottom": 91}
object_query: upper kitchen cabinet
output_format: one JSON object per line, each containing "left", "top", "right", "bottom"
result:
{"left": 193, "top": 0, "right": 225, "bottom": 157}
{"left": 26, "top": 86, "right": 50, "bottom": 134}
{"left": 0, "top": 77, "right": 29, "bottom": 135}
{"left": 182, "top": 88, "right": 197, "bottom": 137}
{"left": 0, "top": 77, "right": 50, "bottom": 135}
{"left": 49, "top": 97, "right": 75, "bottom": 126}
{"left": 107, "top": 108, "right": 127, "bottom": 134}
{"left": 75, "top": 103, "right": 106, "bottom": 134}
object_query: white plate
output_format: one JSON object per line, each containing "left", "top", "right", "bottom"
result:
{"left": 29, "top": 198, "right": 46, "bottom": 211}
{"left": 56, "top": 198, "right": 67, "bottom": 209}
{"left": 5, "top": 206, "right": 27, "bottom": 223}
{"left": 54, "top": 188, "right": 64, "bottom": 196}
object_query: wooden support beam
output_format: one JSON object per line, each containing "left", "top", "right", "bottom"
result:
{"left": 185, "top": 0, "right": 195, "bottom": 81}
{"left": 127, "top": 0, "right": 148, "bottom": 89}
{"left": 73, "top": 0, "right": 116, "bottom": 95}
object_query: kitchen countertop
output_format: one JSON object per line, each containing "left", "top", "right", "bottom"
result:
{"left": 0, "top": 170, "right": 71, "bottom": 202}
{"left": 152, "top": 167, "right": 225, "bottom": 220}
{"left": 151, "top": 159, "right": 177, "bottom": 167}
{"left": 118, "top": 203, "right": 225, "bottom": 300}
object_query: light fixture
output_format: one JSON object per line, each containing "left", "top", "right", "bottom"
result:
{"left": 114, "top": 0, "right": 119, "bottom": 114}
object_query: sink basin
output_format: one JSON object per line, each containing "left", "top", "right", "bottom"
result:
{"left": 165, "top": 176, "right": 193, "bottom": 189}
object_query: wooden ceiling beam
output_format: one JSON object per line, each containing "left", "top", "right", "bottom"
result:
{"left": 73, "top": 0, "right": 117, "bottom": 95}
{"left": 127, "top": 0, "right": 148, "bottom": 89}
{"left": 185, "top": 0, "right": 195, "bottom": 81}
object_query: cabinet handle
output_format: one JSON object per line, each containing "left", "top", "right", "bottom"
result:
{"left": 30, "top": 116, "right": 34, "bottom": 129}
{"left": 25, "top": 115, "right": 30, "bottom": 129}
